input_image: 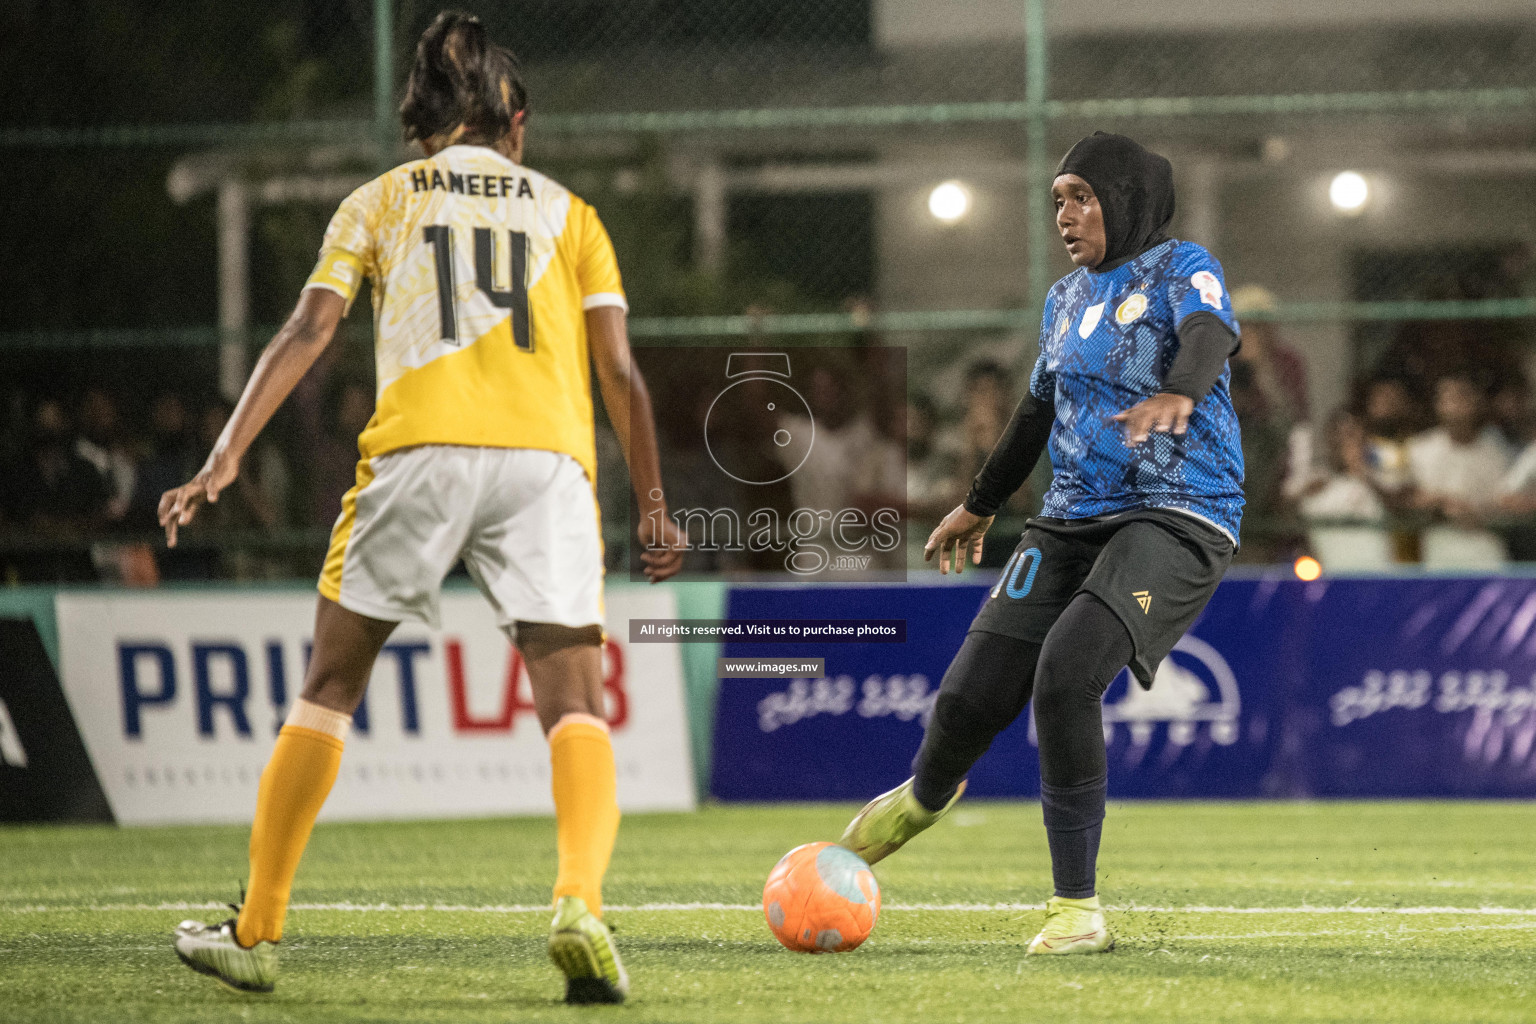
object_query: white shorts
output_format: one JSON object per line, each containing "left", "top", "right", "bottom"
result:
{"left": 319, "top": 445, "right": 603, "bottom": 630}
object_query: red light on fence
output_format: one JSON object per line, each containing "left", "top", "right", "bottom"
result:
{"left": 1293, "top": 556, "right": 1322, "bottom": 582}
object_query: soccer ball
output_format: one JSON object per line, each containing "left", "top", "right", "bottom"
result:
{"left": 762, "top": 842, "right": 880, "bottom": 952}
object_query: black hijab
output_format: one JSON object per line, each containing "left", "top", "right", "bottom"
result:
{"left": 1056, "top": 131, "right": 1175, "bottom": 272}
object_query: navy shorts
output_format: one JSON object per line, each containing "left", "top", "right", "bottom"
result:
{"left": 968, "top": 509, "right": 1234, "bottom": 686}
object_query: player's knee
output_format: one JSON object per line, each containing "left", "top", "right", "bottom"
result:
{"left": 931, "top": 691, "right": 1011, "bottom": 748}
{"left": 1030, "top": 650, "right": 1083, "bottom": 725}
{"left": 299, "top": 665, "right": 370, "bottom": 714}
{"left": 516, "top": 621, "right": 603, "bottom": 661}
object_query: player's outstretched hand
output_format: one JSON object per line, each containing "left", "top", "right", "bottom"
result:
{"left": 924, "top": 505, "right": 994, "bottom": 575}
{"left": 157, "top": 452, "right": 239, "bottom": 548}
{"left": 1112, "top": 392, "right": 1195, "bottom": 447}
{"left": 636, "top": 512, "right": 686, "bottom": 584}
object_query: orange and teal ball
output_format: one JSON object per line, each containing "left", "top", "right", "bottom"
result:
{"left": 762, "top": 842, "right": 881, "bottom": 952}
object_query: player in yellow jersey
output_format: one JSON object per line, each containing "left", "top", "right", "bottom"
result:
{"left": 161, "top": 11, "right": 682, "bottom": 1004}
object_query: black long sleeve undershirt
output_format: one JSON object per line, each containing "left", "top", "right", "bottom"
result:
{"left": 1160, "top": 311, "right": 1240, "bottom": 402}
{"left": 963, "top": 391, "right": 1054, "bottom": 517}
{"left": 962, "top": 311, "right": 1238, "bottom": 517}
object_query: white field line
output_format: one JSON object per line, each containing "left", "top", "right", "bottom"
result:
{"left": 7, "top": 901, "right": 1536, "bottom": 916}
{"left": 1173, "top": 921, "right": 1536, "bottom": 941}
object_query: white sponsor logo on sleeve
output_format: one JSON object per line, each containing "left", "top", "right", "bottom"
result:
{"left": 1191, "top": 271, "right": 1224, "bottom": 310}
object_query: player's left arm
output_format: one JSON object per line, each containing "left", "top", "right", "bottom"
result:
{"left": 588, "top": 307, "right": 684, "bottom": 583}
{"left": 1114, "top": 246, "right": 1240, "bottom": 447}
{"left": 577, "top": 201, "right": 684, "bottom": 583}
{"left": 158, "top": 288, "right": 345, "bottom": 546}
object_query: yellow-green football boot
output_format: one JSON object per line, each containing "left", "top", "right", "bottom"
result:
{"left": 1025, "top": 895, "right": 1115, "bottom": 955}
{"left": 548, "top": 896, "right": 629, "bottom": 1004}
{"left": 173, "top": 918, "right": 278, "bottom": 993}
{"left": 839, "top": 777, "right": 967, "bottom": 865}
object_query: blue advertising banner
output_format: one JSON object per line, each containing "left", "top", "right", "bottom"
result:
{"left": 1287, "top": 577, "right": 1536, "bottom": 797}
{"left": 711, "top": 577, "right": 1536, "bottom": 800}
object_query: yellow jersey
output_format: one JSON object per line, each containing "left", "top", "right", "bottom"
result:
{"left": 304, "top": 144, "right": 626, "bottom": 483}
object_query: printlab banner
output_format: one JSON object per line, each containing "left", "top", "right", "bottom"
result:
{"left": 56, "top": 588, "right": 695, "bottom": 824}
{"left": 712, "top": 578, "right": 1536, "bottom": 800}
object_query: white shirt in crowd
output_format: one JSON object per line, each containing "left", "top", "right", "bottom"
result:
{"left": 1299, "top": 476, "right": 1385, "bottom": 523}
{"left": 1504, "top": 442, "right": 1536, "bottom": 495}
{"left": 1406, "top": 427, "right": 1511, "bottom": 502}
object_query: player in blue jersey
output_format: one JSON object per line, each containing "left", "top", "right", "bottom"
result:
{"left": 840, "top": 132, "right": 1243, "bottom": 955}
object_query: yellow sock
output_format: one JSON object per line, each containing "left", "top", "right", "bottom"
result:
{"left": 549, "top": 713, "right": 620, "bottom": 918}
{"left": 235, "top": 699, "right": 349, "bottom": 947}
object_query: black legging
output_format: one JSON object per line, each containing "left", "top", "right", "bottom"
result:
{"left": 914, "top": 592, "right": 1132, "bottom": 797}
{"left": 911, "top": 593, "right": 1133, "bottom": 897}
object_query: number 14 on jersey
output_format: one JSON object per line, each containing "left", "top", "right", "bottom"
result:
{"left": 423, "top": 225, "right": 533, "bottom": 352}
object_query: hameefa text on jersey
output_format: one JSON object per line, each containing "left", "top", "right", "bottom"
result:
{"left": 409, "top": 168, "right": 535, "bottom": 198}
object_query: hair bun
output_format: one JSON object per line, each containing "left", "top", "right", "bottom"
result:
{"left": 400, "top": 9, "right": 528, "bottom": 147}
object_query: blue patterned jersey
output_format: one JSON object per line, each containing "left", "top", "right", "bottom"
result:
{"left": 1032, "top": 239, "right": 1245, "bottom": 542}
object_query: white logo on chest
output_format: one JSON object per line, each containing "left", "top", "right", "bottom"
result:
{"left": 1078, "top": 302, "right": 1105, "bottom": 339}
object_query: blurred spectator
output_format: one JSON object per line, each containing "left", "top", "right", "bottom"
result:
{"left": 75, "top": 387, "right": 137, "bottom": 525}
{"left": 311, "top": 377, "right": 373, "bottom": 527}
{"left": 1230, "top": 285, "right": 1310, "bottom": 425}
{"left": 1295, "top": 411, "right": 1392, "bottom": 569}
{"left": 11, "top": 398, "right": 111, "bottom": 532}
{"left": 937, "top": 360, "right": 1030, "bottom": 520}
{"left": 1491, "top": 374, "right": 1535, "bottom": 448}
{"left": 1497, "top": 425, "right": 1536, "bottom": 561}
{"left": 194, "top": 401, "right": 291, "bottom": 535}
{"left": 1408, "top": 375, "right": 1511, "bottom": 568}
{"left": 131, "top": 392, "right": 201, "bottom": 529}
{"left": 904, "top": 393, "right": 953, "bottom": 521}
{"left": 4, "top": 398, "right": 111, "bottom": 581}
{"left": 1229, "top": 361, "right": 1290, "bottom": 560}
{"left": 1359, "top": 376, "right": 1422, "bottom": 500}
{"left": 780, "top": 364, "right": 875, "bottom": 516}
{"left": 189, "top": 402, "right": 294, "bottom": 579}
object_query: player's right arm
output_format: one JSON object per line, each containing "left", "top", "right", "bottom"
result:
{"left": 928, "top": 321, "right": 1060, "bottom": 575}
{"left": 160, "top": 181, "right": 380, "bottom": 546}
{"left": 158, "top": 288, "right": 346, "bottom": 546}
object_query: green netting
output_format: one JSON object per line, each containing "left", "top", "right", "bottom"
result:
{"left": 1, "top": 1, "right": 1534, "bottom": 578}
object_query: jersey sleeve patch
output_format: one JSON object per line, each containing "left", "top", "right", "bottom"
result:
{"left": 1167, "top": 244, "right": 1239, "bottom": 334}
{"left": 304, "top": 249, "right": 367, "bottom": 309}
{"left": 305, "top": 177, "right": 384, "bottom": 314}
{"left": 1190, "top": 270, "right": 1224, "bottom": 310}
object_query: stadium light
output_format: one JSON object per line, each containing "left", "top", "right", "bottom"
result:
{"left": 1329, "top": 171, "right": 1369, "bottom": 213}
{"left": 928, "top": 181, "right": 971, "bottom": 224}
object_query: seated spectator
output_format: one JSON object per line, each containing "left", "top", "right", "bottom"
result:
{"left": 904, "top": 393, "right": 953, "bottom": 522}
{"left": 937, "top": 360, "right": 1031, "bottom": 527}
{"left": 1360, "top": 375, "right": 1421, "bottom": 499}
{"left": 1230, "top": 285, "right": 1310, "bottom": 426}
{"left": 131, "top": 391, "right": 201, "bottom": 530}
{"left": 1229, "top": 361, "right": 1290, "bottom": 561}
{"left": 193, "top": 400, "right": 291, "bottom": 535}
{"left": 310, "top": 377, "right": 373, "bottom": 527}
{"left": 7, "top": 398, "right": 110, "bottom": 581}
{"left": 1491, "top": 374, "right": 1535, "bottom": 448}
{"left": 1295, "top": 411, "right": 1391, "bottom": 569}
{"left": 75, "top": 387, "right": 137, "bottom": 525}
{"left": 1408, "top": 375, "right": 1512, "bottom": 568}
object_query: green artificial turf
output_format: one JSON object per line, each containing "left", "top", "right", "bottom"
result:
{"left": 2, "top": 802, "right": 1534, "bottom": 1023}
